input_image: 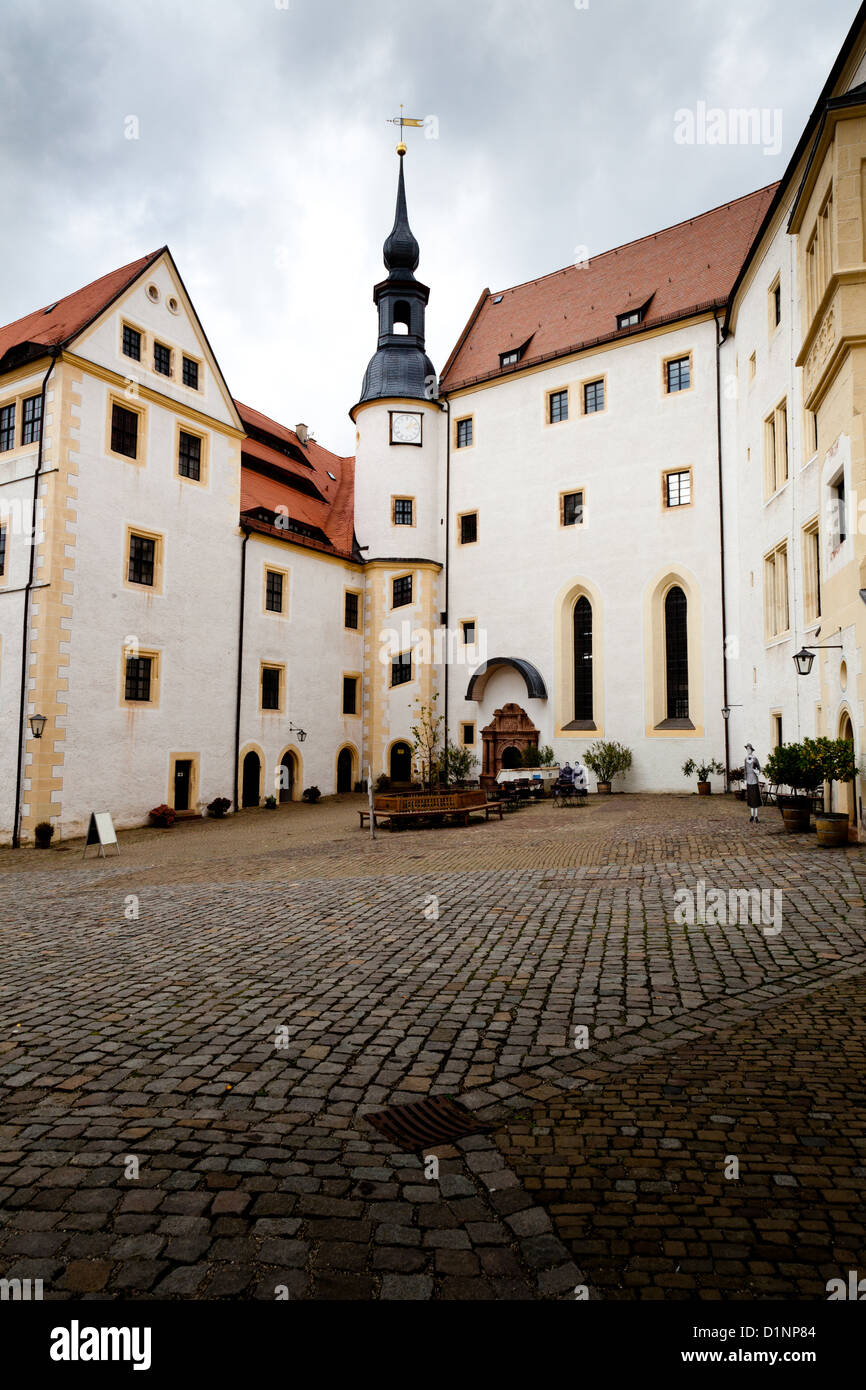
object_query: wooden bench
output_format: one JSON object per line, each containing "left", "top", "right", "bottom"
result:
{"left": 359, "top": 790, "right": 504, "bottom": 832}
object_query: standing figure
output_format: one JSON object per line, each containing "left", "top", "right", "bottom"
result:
{"left": 744, "top": 743, "right": 762, "bottom": 824}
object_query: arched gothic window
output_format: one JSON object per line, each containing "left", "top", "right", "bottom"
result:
{"left": 665, "top": 586, "right": 689, "bottom": 719}
{"left": 573, "top": 596, "right": 593, "bottom": 722}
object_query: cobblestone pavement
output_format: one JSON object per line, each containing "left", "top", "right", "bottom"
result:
{"left": 1, "top": 794, "right": 864, "bottom": 1299}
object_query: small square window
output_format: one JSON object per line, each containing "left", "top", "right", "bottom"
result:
{"left": 549, "top": 390, "right": 568, "bottom": 423}
{"left": 177, "top": 430, "right": 201, "bottom": 480}
{"left": 562, "top": 491, "right": 584, "bottom": 527}
{"left": 393, "top": 497, "right": 414, "bottom": 525}
{"left": 345, "top": 591, "right": 359, "bottom": 629}
{"left": 0, "top": 403, "right": 16, "bottom": 452}
{"left": 617, "top": 310, "right": 641, "bottom": 329}
{"left": 128, "top": 533, "right": 156, "bottom": 586}
{"left": 666, "top": 357, "right": 691, "bottom": 393}
{"left": 122, "top": 325, "right": 141, "bottom": 361}
{"left": 392, "top": 575, "right": 413, "bottom": 608}
{"left": 182, "top": 356, "right": 199, "bottom": 389}
{"left": 391, "top": 652, "right": 412, "bottom": 686}
{"left": 342, "top": 676, "right": 358, "bottom": 715}
{"left": 462, "top": 620, "right": 476, "bottom": 644}
{"left": 665, "top": 470, "right": 691, "bottom": 507}
{"left": 265, "top": 570, "right": 284, "bottom": 613}
{"left": 456, "top": 418, "right": 473, "bottom": 448}
{"left": 583, "top": 379, "right": 604, "bottom": 414}
{"left": 154, "top": 342, "right": 172, "bottom": 376}
{"left": 125, "top": 655, "right": 152, "bottom": 702}
{"left": 21, "top": 395, "right": 41, "bottom": 445}
{"left": 111, "top": 403, "right": 139, "bottom": 459}
{"left": 261, "top": 666, "right": 281, "bottom": 710}
{"left": 459, "top": 512, "right": 478, "bottom": 545}
{"left": 461, "top": 722, "right": 475, "bottom": 746}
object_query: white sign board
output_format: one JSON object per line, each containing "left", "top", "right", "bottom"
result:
{"left": 83, "top": 811, "right": 119, "bottom": 858}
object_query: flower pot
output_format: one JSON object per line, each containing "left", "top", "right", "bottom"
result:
{"left": 596, "top": 782, "right": 612, "bottom": 795}
{"left": 782, "top": 805, "right": 811, "bottom": 834}
{"left": 35, "top": 840, "right": 52, "bottom": 850}
{"left": 815, "top": 812, "right": 850, "bottom": 848}
{"left": 697, "top": 781, "right": 711, "bottom": 796}
{"left": 735, "top": 789, "right": 745, "bottom": 801}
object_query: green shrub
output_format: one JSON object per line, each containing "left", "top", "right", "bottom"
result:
{"left": 584, "top": 741, "right": 632, "bottom": 784}
{"left": 682, "top": 757, "right": 725, "bottom": 783}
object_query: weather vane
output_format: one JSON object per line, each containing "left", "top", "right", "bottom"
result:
{"left": 387, "top": 104, "right": 423, "bottom": 154}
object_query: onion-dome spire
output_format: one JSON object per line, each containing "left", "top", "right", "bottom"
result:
{"left": 383, "top": 151, "right": 420, "bottom": 275}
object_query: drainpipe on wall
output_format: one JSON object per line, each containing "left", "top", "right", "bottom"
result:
{"left": 439, "top": 394, "right": 451, "bottom": 776}
{"left": 12, "top": 349, "right": 59, "bottom": 849}
{"left": 233, "top": 527, "right": 250, "bottom": 813}
{"left": 713, "top": 307, "right": 732, "bottom": 792}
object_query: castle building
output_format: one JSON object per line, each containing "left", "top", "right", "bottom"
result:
{"left": 3, "top": 6, "right": 866, "bottom": 842}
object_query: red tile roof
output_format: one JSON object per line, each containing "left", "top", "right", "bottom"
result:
{"left": 441, "top": 184, "right": 778, "bottom": 391}
{"left": 0, "top": 249, "right": 164, "bottom": 364}
{"left": 235, "top": 400, "right": 356, "bottom": 561}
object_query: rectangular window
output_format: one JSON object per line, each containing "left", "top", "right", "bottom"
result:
{"left": 500, "top": 350, "right": 519, "bottom": 367}
{"left": 773, "top": 282, "right": 782, "bottom": 328}
{"left": 583, "top": 379, "right": 604, "bottom": 414}
{"left": 0, "top": 403, "right": 16, "bottom": 452}
{"left": 125, "top": 655, "right": 152, "bottom": 702}
{"left": 764, "top": 400, "right": 788, "bottom": 495}
{"left": 261, "top": 666, "right": 281, "bottom": 710}
{"left": 342, "top": 676, "right": 358, "bottom": 715}
{"left": 128, "top": 533, "right": 156, "bottom": 586}
{"left": 665, "top": 470, "right": 692, "bottom": 508}
{"left": 461, "top": 722, "right": 475, "bottom": 746}
{"left": 803, "top": 522, "right": 821, "bottom": 623}
{"left": 764, "top": 544, "right": 790, "bottom": 640}
{"left": 182, "top": 356, "right": 199, "bottom": 389}
{"left": 111, "top": 403, "right": 139, "bottom": 459}
{"left": 666, "top": 356, "right": 691, "bottom": 393}
{"left": 549, "top": 390, "right": 568, "bottom": 423}
{"left": 265, "top": 570, "right": 284, "bottom": 613}
{"left": 805, "top": 408, "right": 818, "bottom": 459}
{"left": 561, "top": 491, "right": 584, "bottom": 527}
{"left": 392, "top": 574, "right": 413, "bottom": 608}
{"left": 830, "top": 473, "right": 847, "bottom": 549}
{"left": 617, "top": 310, "right": 641, "bottom": 329}
{"left": 0, "top": 523, "right": 6, "bottom": 576}
{"left": 393, "top": 497, "right": 414, "bottom": 525}
{"left": 153, "top": 342, "right": 172, "bottom": 376}
{"left": 773, "top": 713, "right": 783, "bottom": 748}
{"left": 21, "top": 395, "right": 42, "bottom": 445}
{"left": 461, "top": 620, "right": 476, "bottom": 644}
{"left": 122, "top": 325, "right": 141, "bottom": 361}
{"left": 391, "top": 651, "right": 412, "bottom": 686}
{"left": 177, "top": 429, "right": 201, "bottom": 480}
{"left": 459, "top": 512, "right": 478, "bottom": 545}
{"left": 344, "top": 591, "right": 359, "bottom": 629}
{"left": 456, "top": 417, "right": 473, "bottom": 448}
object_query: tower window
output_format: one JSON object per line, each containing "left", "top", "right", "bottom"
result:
{"left": 664, "top": 469, "right": 692, "bottom": 508}
{"left": 392, "top": 575, "right": 413, "bottom": 608}
{"left": 177, "top": 430, "right": 201, "bottom": 480}
{"left": 342, "top": 675, "right": 358, "bottom": 715}
{"left": 265, "top": 570, "right": 284, "bottom": 613}
{"left": 182, "top": 356, "right": 199, "bottom": 389}
{"left": 261, "top": 666, "right": 282, "bottom": 710}
{"left": 393, "top": 300, "right": 411, "bottom": 335}
{"left": 128, "top": 533, "right": 156, "bottom": 586}
{"left": 456, "top": 417, "right": 473, "bottom": 448}
{"left": 125, "top": 655, "right": 153, "bottom": 702}
{"left": 393, "top": 497, "right": 414, "bottom": 526}
{"left": 391, "top": 652, "right": 412, "bottom": 687}
{"left": 561, "top": 491, "right": 584, "bottom": 527}
{"left": 666, "top": 356, "right": 691, "bottom": 393}
{"left": 345, "top": 591, "right": 360, "bottom": 629}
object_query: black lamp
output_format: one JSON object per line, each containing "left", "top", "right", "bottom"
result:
{"left": 28, "top": 713, "right": 47, "bottom": 739}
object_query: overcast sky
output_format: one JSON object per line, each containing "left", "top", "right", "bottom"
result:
{"left": 0, "top": 0, "right": 859, "bottom": 455}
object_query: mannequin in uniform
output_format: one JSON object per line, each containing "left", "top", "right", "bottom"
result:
{"left": 744, "top": 744, "right": 762, "bottom": 824}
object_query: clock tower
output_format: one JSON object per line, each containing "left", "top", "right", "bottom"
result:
{"left": 351, "top": 147, "right": 444, "bottom": 783}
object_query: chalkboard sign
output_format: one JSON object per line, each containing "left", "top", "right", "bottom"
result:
{"left": 83, "top": 811, "right": 119, "bottom": 858}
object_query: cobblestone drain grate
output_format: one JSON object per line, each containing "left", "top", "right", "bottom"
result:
{"left": 363, "top": 1095, "right": 491, "bottom": 1149}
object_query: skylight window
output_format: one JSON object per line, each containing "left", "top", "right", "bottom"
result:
{"left": 327, "top": 471, "right": 336, "bottom": 480}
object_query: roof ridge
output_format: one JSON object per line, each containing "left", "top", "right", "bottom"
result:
{"left": 0, "top": 248, "right": 165, "bottom": 341}
{"left": 488, "top": 183, "right": 780, "bottom": 301}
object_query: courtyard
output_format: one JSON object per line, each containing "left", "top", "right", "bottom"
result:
{"left": 1, "top": 792, "right": 865, "bottom": 1300}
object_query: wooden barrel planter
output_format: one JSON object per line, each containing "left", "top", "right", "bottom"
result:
{"left": 815, "top": 812, "right": 850, "bottom": 847}
{"left": 596, "top": 782, "right": 612, "bottom": 795}
{"left": 782, "top": 803, "right": 812, "bottom": 833}
{"left": 697, "top": 781, "right": 711, "bottom": 796}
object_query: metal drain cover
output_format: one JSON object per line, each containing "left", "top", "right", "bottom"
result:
{"left": 363, "top": 1095, "right": 489, "bottom": 1150}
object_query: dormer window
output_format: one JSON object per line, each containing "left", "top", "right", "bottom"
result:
{"left": 617, "top": 309, "right": 642, "bottom": 330}
{"left": 500, "top": 350, "right": 520, "bottom": 367}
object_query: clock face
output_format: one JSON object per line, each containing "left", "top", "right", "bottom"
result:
{"left": 391, "top": 411, "right": 422, "bottom": 446}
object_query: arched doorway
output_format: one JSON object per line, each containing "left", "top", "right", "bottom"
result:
{"left": 390, "top": 742, "right": 412, "bottom": 783}
{"left": 502, "top": 745, "right": 523, "bottom": 769}
{"left": 337, "top": 747, "right": 355, "bottom": 794}
{"left": 242, "top": 751, "right": 262, "bottom": 808}
{"left": 279, "top": 751, "right": 297, "bottom": 804}
{"left": 839, "top": 713, "right": 856, "bottom": 825}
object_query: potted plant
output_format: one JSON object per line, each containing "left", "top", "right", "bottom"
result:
{"left": 729, "top": 766, "right": 746, "bottom": 800}
{"left": 444, "top": 741, "right": 479, "bottom": 788}
{"left": 303, "top": 786, "right": 321, "bottom": 804}
{"left": 585, "top": 740, "right": 632, "bottom": 793}
{"left": 207, "top": 797, "right": 232, "bottom": 819}
{"left": 264, "top": 795, "right": 278, "bottom": 810}
{"left": 149, "top": 804, "right": 176, "bottom": 828}
{"left": 807, "top": 736, "right": 857, "bottom": 847}
{"left": 34, "top": 821, "right": 54, "bottom": 850}
{"left": 762, "top": 743, "right": 822, "bottom": 832}
{"left": 682, "top": 757, "right": 725, "bottom": 796}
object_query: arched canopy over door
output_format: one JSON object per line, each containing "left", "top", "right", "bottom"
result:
{"left": 465, "top": 658, "right": 548, "bottom": 702}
